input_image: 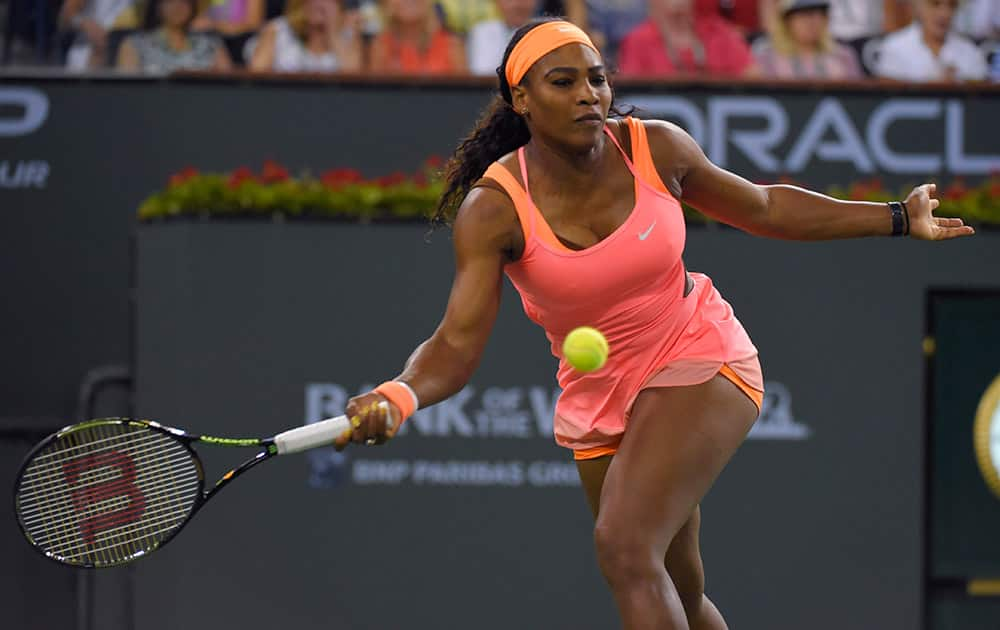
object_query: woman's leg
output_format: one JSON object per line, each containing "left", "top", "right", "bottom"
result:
{"left": 579, "top": 464, "right": 727, "bottom": 629}
{"left": 665, "top": 506, "right": 728, "bottom": 629}
{"left": 581, "top": 375, "right": 758, "bottom": 629}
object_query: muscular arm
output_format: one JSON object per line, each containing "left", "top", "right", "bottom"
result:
{"left": 646, "top": 120, "right": 894, "bottom": 240}
{"left": 393, "top": 187, "right": 514, "bottom": 407}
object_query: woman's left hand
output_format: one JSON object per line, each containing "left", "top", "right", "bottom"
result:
{"left": 904, "top": 183, "right": 976, "bottom": 241}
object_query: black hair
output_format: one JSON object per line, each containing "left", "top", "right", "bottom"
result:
{"left": 143, "top": 0, "right": 199, "bottom": 31}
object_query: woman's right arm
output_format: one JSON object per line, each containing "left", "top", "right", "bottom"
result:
{"left": 335, "top": 186, "right": 516, "bottom": 447}
{"left": 248, "top": 22, "right": 277, "bottom": 71}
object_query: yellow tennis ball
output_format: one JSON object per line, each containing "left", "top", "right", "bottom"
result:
{"left": 563, "top": 326, "right": 609, "bottom": 373}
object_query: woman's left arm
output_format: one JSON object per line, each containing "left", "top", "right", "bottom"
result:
{"left": 647, "top": 120, "right": 975, "bottom": 242}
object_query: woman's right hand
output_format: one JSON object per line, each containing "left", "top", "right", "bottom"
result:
{"left": 333, "top": 392, "right": 399, "bottom": 451}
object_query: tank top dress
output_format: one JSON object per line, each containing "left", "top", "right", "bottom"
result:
{"left": 482, "top": 117, "right": 762, "bottom": 457}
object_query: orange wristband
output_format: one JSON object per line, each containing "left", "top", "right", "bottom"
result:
{"left": 374, "top": 381, "right": 418, "bottom": 424}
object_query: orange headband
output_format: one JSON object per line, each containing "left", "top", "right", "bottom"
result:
{"left": 504, "top": 21, "right": 599, "bottom": 87}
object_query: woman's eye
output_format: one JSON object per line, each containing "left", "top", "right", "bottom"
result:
{"left": 591, "top": 76, "right": 607, "bottom": 85}
{"left": 552, "top": 79, "right": 572, "bottom": 87}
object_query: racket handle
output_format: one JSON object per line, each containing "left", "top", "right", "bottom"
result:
{"left": 273, "top": 402, "right": 393, "bottom": 455}
{"left": 274, "top": 416, "right": 349, "bottom": 455}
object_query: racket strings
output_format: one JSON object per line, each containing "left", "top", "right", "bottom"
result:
{"left": 18, "top": 435, "right": 192, "bottom": 500}
{"left": 16, "top": 422, "right": 201, "bottom": 567}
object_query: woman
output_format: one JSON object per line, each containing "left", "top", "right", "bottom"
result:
{"left": 60, "top": 0, "right": 141, "bottom": 69}
{"left": 755, "top": 0, "right": 862, "bottom": 80}
{"left": 369, "top": 0, "right": 465, "bottom": 74}
{"left": 248, "top": 0, "right": 361, "bottom": 73}
{"left": 338, "top": 18, "right": 973, "bottom": 628}
{"left": 117, "top": 0, "right": 232, "bottom": 73}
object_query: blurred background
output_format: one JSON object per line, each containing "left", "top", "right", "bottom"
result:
{"left": 2, "top": 1, "right": 1000, "bottom": 629}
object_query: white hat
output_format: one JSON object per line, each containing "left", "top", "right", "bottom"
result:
{"left": 779, "top": 0, "right": 831, "bottom": 14}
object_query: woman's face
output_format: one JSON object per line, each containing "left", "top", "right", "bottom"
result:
{"left": 785, "top": 8, "right": 829, "bottom": 49}
{"left": 918, "top": 0, "right": 960, "bottom": 41}
{"left": 513, "top": 43, "right": 612, "bottom": 151}
{"left": 159, "top": 0, "right": 193, "bottom": 28}
{"left": 388, "top": 0, "right": 432, "bottom": 23}
{"left": 304, "top": 0, "right": 338, "bottom": 26}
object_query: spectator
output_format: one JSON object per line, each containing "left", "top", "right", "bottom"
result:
{"left": 117, "top": 0, "right": 232, "bottom": 72}
{"left": 764, "top": 0, "right": 898, "bottom": 42}
{"left": 875, "top": 0, "right": 988, "bottom": 82}
{"left": 436, "top": 0, "right": 500, "bottom": 35}
{"left": 191, "top": 0, "right": 266, "bottom": 38}
{"left": 754, "top": 0, "right": 862, "bottom": 79}
{"left": 952, "top": 0, "right": 1000, "bottom": 41}
{"left": 247, "top": 0, "right": 362, "bottom": 72}
{"left": 706, "top": 0, "right": 762, "bottom": 36}
{"left": 468, "top": 0, "right": 538, "bottom": 75}
{"left": 370, "top": 0, "right": 465, "bottom": 74}
{"left": 584, "top": 0, "right": 648, "bottom": 64}
{"left": 618, "top": 0, "right": 756, "bottom": 77}
{"left": 60, "top": 0, "right": 142, "bottom": 69}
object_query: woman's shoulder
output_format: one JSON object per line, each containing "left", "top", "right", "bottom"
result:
{"left": 637, "top": 118, "right": 693, "bottom": 148}
{"left": 482, "top": 151, "right": 523, "bottom": 187}
{"left": 878, "top": 23, "right": 918, "bottom": 52}
{"left": 457, "top": 175, "right": 520, "bottom": 244}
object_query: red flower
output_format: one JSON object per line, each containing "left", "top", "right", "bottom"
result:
{"left": 425, "top": 155, "right": 444, "bottom": 169}
{"left": 944, "top": 178, "right": 968, "bottom": 201}
{"left": 849, "top": 182, "right": 871, "bottom": 200}
{"left": 375, "top": 172, "right": 408, "bottom": 187}
{"left": 412, "top": 172, "right": 429, "bottom": 188}
{"left": 261, "top": 160, "right": 290, "bottom": 183}
{"left": 321, "top": 168, "right": 364, "bottom": 189}
{"left": 227, "top": 166, "right": 256, "bottom": 189}
{"left": 168, "top": 166, "right": 199, "bottom": 188}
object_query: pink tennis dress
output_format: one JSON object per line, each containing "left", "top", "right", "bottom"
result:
{"left": 483, "top": 117, "right": 761, "bottom": 457}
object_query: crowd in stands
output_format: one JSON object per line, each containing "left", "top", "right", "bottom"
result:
{"left": 6, "top": 0, "right": 997, "bottom": 80}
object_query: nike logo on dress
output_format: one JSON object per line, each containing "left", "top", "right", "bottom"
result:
{"left": 638, "top": 221, "right": 656, "bottom": 240}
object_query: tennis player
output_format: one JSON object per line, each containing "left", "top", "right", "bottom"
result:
{"left": 334, "top": 18, "right": 974, "bottom": 629}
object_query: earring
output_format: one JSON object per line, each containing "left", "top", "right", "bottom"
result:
{"left": 521, "top": 108, "right": 528, "bottom": 115}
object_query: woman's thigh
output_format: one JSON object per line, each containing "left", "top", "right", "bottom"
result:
{"left": 593, "top": 374, "right": 758, "bottom": 548}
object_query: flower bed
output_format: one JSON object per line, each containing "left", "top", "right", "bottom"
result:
{"left": 138, "top": 160, "right": 1000, "bottom": 229}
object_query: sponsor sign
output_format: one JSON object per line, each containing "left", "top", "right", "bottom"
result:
{"left": 304, "top": 379, "right": 810, "bottom": 488}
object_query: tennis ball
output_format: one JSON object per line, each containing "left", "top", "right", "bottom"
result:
{"left": 563, "top": 326, "right": 609, "bottom": 373}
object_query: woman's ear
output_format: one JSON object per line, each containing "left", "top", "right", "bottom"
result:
{"left": 510, "top": 84, "right": 528, "bottom": 116}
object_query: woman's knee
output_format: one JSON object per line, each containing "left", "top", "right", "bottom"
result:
{"left": 593, "top": 520, "right": 664, "bottom": 586}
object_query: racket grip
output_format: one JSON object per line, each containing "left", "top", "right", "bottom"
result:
{"left": 274, "top": 416, "right": 350, "bottom": 455}
{"left": 273, "top": 402, "right": 393, "bottom": 455}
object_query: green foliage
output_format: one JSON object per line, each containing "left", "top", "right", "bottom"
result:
{"left": 139, "top": 163, "right": 1000, "bottom": 229}
{"left": 137, "top": 161, "right": 444, "bottom": 222}
{"left": 827, "top": 177, "right": 1000, "bottom": 227}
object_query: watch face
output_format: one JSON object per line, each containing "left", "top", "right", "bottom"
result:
{"left": 974, "top": 374, "right": 1000, "bottom": 500}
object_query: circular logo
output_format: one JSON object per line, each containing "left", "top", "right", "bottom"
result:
{"left": 974, "top": 373, "right": 1000, "bottom": 500}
